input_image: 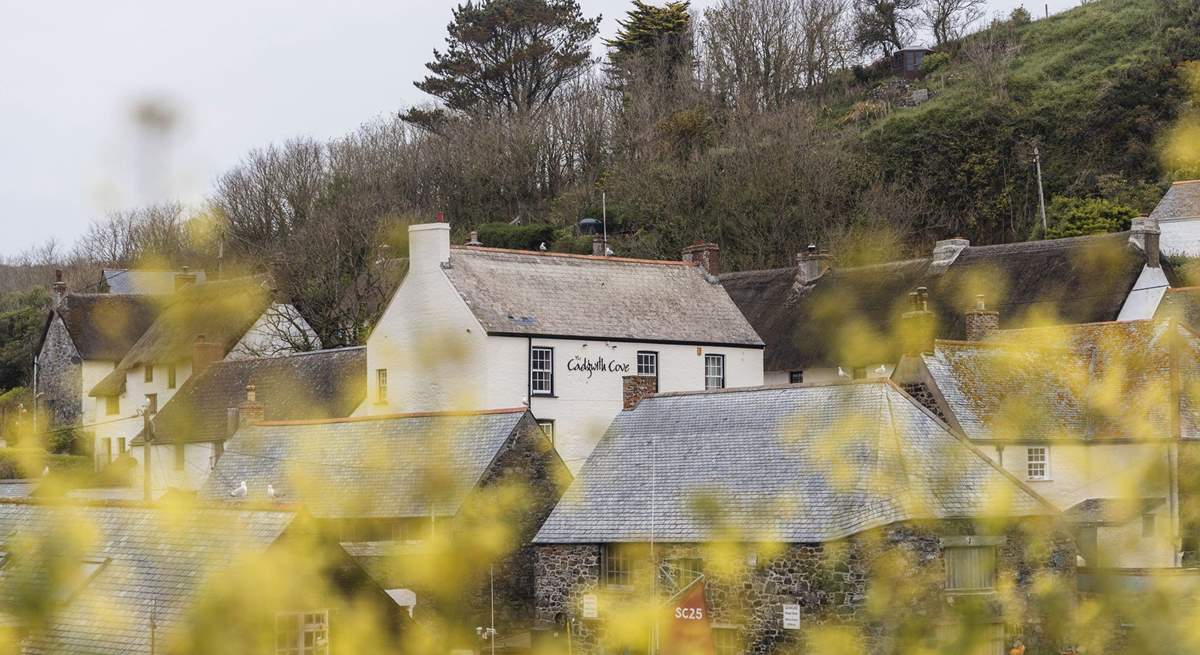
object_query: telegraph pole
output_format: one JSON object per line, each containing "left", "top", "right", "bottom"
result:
{"left": 1034, "top": 146, "right": 1048, "bottom": 232}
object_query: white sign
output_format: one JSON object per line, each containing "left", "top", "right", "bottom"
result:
{"left": 782, "top": 604, "right": 801, "bottom": 630}
{"left": 581, "top": 594, "right": 598, "bottom": 619}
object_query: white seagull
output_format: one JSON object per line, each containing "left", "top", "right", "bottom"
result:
{"left": 229, "top": 480, "right": 247, "bottom": 498}
{"left": 267, "top": 484, "right": 278, "bottom": 499}
{"left": 538, "top": 242, "right": 548, "bottom": 251}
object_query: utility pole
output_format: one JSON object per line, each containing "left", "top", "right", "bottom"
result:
{"left": 142, "top": 405, "right": 154, "bottom": 502}
{"left": 1034, "top": 146, "right": 1048, "bottom": 232}
{"left": 601, "top": 191, "right": 608, "bottom": 256}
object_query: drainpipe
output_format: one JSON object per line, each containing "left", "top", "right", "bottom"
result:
{"left": 1169, "top": 318, "right": 1183, "bottom": 565}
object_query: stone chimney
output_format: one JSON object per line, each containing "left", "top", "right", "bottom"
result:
{"left": 1129, "top": 216, "right": 1161, "bottom": 268}
{"left": 466, "top": 230, "right": 483, "bottom": 246}
{"left": 929, "top": 238, "right": 969, "bottom": 273}
{"left": 52, "top": 269, "right": 66, "bottom": 306}
{"left": 238, "top": 385, "right": 265, "bottom": 427}
{"left": 965, "top": 295, "right": 1000, "bottom": 341}
{"left": 174, "top": 265, "right": 198, "bottom": 291}
{"left": 409, "top": 222, "right": 452, "bottom": 270}
{"left": 592, "top": 235, "right": 608, "bottom": 257}
{"left": 622, "top": 375, "right": 658, "bottom": 410}
{"left": 795, "top": 245, "right": 832, "bottom": 284}
{"left": 682, "top": 242, "right": 721, "bottom": 276}
{"left": 192, "top": 334, "right": 223, "bottom": 375}
{"left": 900, "top": 287, "right": 935, "bottom": 355}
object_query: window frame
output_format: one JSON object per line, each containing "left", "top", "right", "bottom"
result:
{"left": 145, "top": 393, "right": 158, "bottom": 416}
{"left": 117, "top": 438, "right": 126, "bottom": 455}
{"left": 669, "top": 556, "right": 703, "bottom": 592}
{"left": 104, "top": 395, "right": 119, "bottom": 416}
{"left": 1026, "top": 446, "right": 1049, "bottom": 481}
{"left": 144, "top": 364, "right": 154, "bottom": 383}
{"left": 941, "top": 536, "right": 1004, "bottom": 595}
{"left": 789, "top": 370, "right": 804, "bottom": 384}
{"left": 530, "top": 346, "right": 555, "bottom": 397}
{"left": 601, "top": 544, "right": 633, "bottom": 589}
{"left": 167, "top": 364, "right": 176, "bottom": 389}
{"left": 174, "top": 441, "right": 186, "bottom": 471}
{"left": 375, "top": 368, "right": 388, "bottom": 404}
{"left": 100, "top": 437, "right": 112, "bottom": 464}
{"left": 536, "top": 419, "right": 555, "bottom": 444}
{"left": 275, "top": 609, "right": 330, "bottom": 655}
{"left": 704, "top": 354, "right": 725, "bottom": 390}
{"left": 712, "top": 627, "right": 743, "bottom": 655}
{"left": 1143, "top": 513, "right": 1157, "bottom": 538}
{"left": 636, "top": 350, "right": 659, "bottom": 382}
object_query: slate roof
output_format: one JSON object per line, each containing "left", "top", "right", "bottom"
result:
{"left": 0, "top": 501, "right": 293, "bottom": 654}
{"left": 443, "top": 247, "right": 763, "bottom": 347}
{"left": 100, "top": 268, "right": 208, "bottom": 295}
{"left": 39, "top": 293, "right": 164, "bottom": 361}
{"left": 920, "top": 320, "right": 1200, "bottom": 442}
{"left": 535, "top": 380, "right": 1053, "bottom": 544}
{"left": 1063, "top": 497, "right": 1166, "bottom": 526}
{"left": 136, "top": 347, "right": 366, "bottom": 446}
{"left": 720, "top": 233, "right": 1157, "bottom": 370}
{"left": 199, "top": 409, "right": 537, "bottom": 518}
{"left": 89, "top": 276, "right": 275, "bottom": 397}
{"left": 1150, "top": 180, "right": 1200, "bottom": 224}
{"left": 1156, "top": 287, "right": 1200, "bottom": 330}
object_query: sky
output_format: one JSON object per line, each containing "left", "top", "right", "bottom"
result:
{"left": 0, "top": 0, "right": 1081, "bottom": 257}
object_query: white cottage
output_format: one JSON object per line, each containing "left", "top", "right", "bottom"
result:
{"left": 366, "top": 223, "right": 765, "bottom": 470}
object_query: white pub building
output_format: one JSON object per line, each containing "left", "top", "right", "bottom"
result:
{"left": 366, "top": 222, "right": 765, "bottom": 470}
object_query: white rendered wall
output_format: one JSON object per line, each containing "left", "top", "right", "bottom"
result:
{"left": 1117, "top": 265, "right": 1170, "bottom": 321}
{"left": 1160, "top": 218, "right": 1200, "bottom": 257}
{"left": 128, "top": 442, "right": 218, "bottom": 496}
{"left": 80, "top": 360, "right": 116, "bottom": 424}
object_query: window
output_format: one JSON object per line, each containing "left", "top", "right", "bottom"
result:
{"left": 536, "top": 419, "right": 555, "bottom": 444}
{"left": 669, "top": 557, "right": 703, "bottom": 591}
{"left": 116, "top": 438, "right": 126, "bottom": 455}
{"left": 145, "top": 393, "right": 158, "bottom": 416}
{"left": 602, "top": 544, "right": 632, "bottom": 588}
{"left": 704, "top": 354, "right": 725, "bottom": 390}
{"left": 167, "top": 365, "right": 176, "bottom": 389}
{"left": 789, "top": 370, "right": 804, "bottom": 384}
{"left": 852, "top": 367, "right": 867, "bottom": 380}
{"left": 175, "top": 442, "right": 186, "bottom": 471}
{"left": 100, "top": 438, "right": 112, "bottom": 464}
{"left": 1026, "top": 447, "right": 1048, "bottom": 480}
{"left": 636, "top": 351, "right": 658, "bottom": 378}
{"left": 375, "top": 369, "right": 388, "bottom": 404}
{"left": 530, "top": 346, "right": 554, "bottom": 396}
{"left": 105, "top": 396, "right": 119, "bottom": 416}
{"left": 944, "top": 545, "right": 997, "bottom": 593}
{"left": 713, "top": 628, "right": 742, "bottom": 655}
{"left": 275, "top": 610, "right": 329, "bottom": 655}
{"left": 144, "top": 364, "right": 153, "bottom": 383}
{"left": 1143, "top": 513, "right": 1157, "bottom": 538}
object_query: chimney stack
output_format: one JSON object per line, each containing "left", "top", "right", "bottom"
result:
{"left": 622, "top": 375, "right": 658, "bottom": 410}
{"left": 592, "top": 235, "right": 608, "bottom": 257}
{"left": 238, "top": 385, "right": 265, "bottom": 427}
{"left": 964, "top": 295, "right": 1000, "bottom": 341}
{"left": 174, "top": 265, "right": 198, "bottom": 291}
{"left": 900, "top": 287, "right": 935, "bottom": 356}
{"left": 192, "top": 334, "right": 223, "bottom": 375}
{"left": 53, "top": 269, "right": 66, "bottom": 306}
{"left": 409, "top": 222, "right": 452, "bottom": 269}
{"left": 795, "top": 245, "right": 832, "bottom": 284}
{"left": 1129, "top": 217, "right": 1161, "bottom": 268}
{"left": 682, "top": 242, "right": 721, "bottom": 276}
{"left": 466, "top": 230, "right": 482, "bottom": 246}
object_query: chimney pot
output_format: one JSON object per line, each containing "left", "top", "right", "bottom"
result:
{"left": 796, "top": 246, "right": 832, "bottom": 284}
{"left": 1129, "top": 216, "right": 1161, "bottom": 268}
{"left": 53, "top": 269, "right": 67, "bottom": 305}
{"left": 466, "top": 230, "right": 482, "bottom": 246}
{"left": 622, "top": 375, "right": 658, "bottom": 410}
{"left": 681, "top": 242, "right": 721, "bottom": 276}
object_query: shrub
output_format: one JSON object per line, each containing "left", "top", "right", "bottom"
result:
{"left": 474, "top": 223, "right": 558, "bottom": 251}
{"left": 1044, "top": 196, "right": 1138, "bottom": 239}
{"left": 0, "top": 448, "right": 91, "bottom": 480}
{"left": 921, "top": 52, "right": 951, "bottom": 75}
{"left": 1010, "top": 6, "right": 1032, "bottom": 25}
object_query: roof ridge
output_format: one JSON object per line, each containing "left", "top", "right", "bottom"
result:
{"left": 209, "top": 345, "right": 365, "bottom": 365}
{"left": 646, "top": 378, "right": 886, "bottom": 401}
{"left": 254, "top": 406, "right": 528, "bottom": 426}
{"left": 452, "top": 245, "right": 694, "bottom": 267}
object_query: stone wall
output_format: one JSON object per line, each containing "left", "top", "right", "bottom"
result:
{"left": 900, "top": 382, "right": 947, "bottom": 422}
{"left": 36, "top": 315, "right": 83, "bottom": 429}
{"left": 535, "top": 520, "right": 1075, "bottom": 654}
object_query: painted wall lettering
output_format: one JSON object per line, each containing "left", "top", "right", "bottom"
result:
{"left": 565, "top": 355, "right": 631, "bottom": 379}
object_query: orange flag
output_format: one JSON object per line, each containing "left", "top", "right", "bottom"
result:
{"left": 660, "top": 578, "right": 714, "bottom": 655}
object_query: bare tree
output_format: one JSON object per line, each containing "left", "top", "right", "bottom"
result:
{"left": 921, "top": 0, "right": 986, "bottom": 45}
{"left": 852, "top": 0, "right": 919, "bottom": 57}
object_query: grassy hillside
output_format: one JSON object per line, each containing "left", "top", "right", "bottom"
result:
{"left": 859, "top": 0, "right": 1193, "bottom": 244}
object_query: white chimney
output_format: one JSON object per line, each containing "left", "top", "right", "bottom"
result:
{"left": 409, "top": 222, "right": 451, "bottom": 269}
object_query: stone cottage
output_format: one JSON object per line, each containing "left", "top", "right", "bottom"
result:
{"left": 198, "top": 407, "right": 571, "bottom": 648}
{"left": 533, "top": 381, "right": 1074, "bottom": 655}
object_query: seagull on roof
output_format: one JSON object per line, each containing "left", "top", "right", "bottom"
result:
{"left": 605, "top": 246, "right": 614, "bottom": 256}
{"left": 539, "top": 242, "right": 548, "bottom": 251}
{"left": 230, "top": 480, "right": 247, "bottom": 498}
{"left": 267, "top": 484, "right": 278, "bottom": 499}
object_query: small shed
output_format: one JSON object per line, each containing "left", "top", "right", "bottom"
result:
{"left": 893, "top": 46, "right": 933, "bottom": 79}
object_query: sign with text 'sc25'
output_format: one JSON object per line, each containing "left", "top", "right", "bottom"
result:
{"left": 661, "top": 579, "right": 714, "bottom": 655}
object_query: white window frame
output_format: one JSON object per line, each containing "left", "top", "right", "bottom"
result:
{"left": 941, "top": 536, "right": 1003, "bottom": 595}
{"left": 789, "top": 370, "right": 804, "bottom": 384}
{"left": 275, "top": 609, "right": 330, "bottom": 655}
{"left": 1026, "top": 446, "right": 1049, "bottom": 481}
{"left": 375, "top": 368, "right": 388, "bottom": 404}
{"left": 536, "top": 419, "right": 555, "bottom": 444}
{"left": 636, "top": 351, "right": 658, "bottom": 377}
{"left": 704, "top": 354, "right": 725, "bottom": 390}
{"left": 530, "top": 346, "right": 554, "bottom": 396}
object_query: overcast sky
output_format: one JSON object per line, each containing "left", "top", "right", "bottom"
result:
{"left": 0, "top": 0, "right": 1081, "bottom": 257}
